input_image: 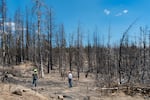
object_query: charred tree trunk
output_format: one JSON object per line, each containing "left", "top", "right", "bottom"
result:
{"left": 25, "top": 8, "right": 29, "bottom": 61}
{"left": 69, "top": 33, "right": 74, "bottom": 71}
{"left": 46, "top": 8, "right": 54, "bottom": 73}
{"left": 118, "top": 20, "right": 137, "bottom": 84}
{"left": 0, "top": 0, "right": 7, "bottom": 66}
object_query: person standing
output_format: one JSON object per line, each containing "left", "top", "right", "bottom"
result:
{"left": 68, "top": 71, "right": 73, "bottom": 88}
{"left": 32, "top": 68, "right": 38, "bottom": 87}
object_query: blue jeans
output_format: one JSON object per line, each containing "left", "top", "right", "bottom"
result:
{"left": 32, "top": 78, "right": 37, "bottom": 87}
{"left": 68, "top": 78, "right": 72, "bottom": 88}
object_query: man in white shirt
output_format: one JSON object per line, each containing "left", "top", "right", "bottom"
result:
{"left": 68, "top": 71, "right": 73, "bottom": 88}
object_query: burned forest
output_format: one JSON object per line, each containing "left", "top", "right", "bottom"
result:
{"left": 0, "top": 0, "right": 150, "bottom": 100}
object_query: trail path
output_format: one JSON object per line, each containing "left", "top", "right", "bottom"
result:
{"left": 0, "top": 63, "right": 149, "bottom": 100}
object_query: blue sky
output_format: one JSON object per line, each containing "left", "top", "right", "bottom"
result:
{"left": 7, "top": 0, "right": 150, "bottom": 45}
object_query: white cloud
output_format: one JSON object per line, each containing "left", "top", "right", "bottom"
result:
{"left": 104, "top": 9, "right": 110, "bottom": 15}
{"left": 3, "top": 22, "right": 15, "bottom": 31}
{"left": 123, "top": 9, "right": 128, "bottom": 14}
{"left": 23, "top": 28, "right": 26, "bottom": 31}
{"left": 115, "top": 13, "right": 122, "bottom": 16}
{"left": 115, "top": 9, "right": 128, "bottom": 16}
{"left": 4, "top": 22, "right": 15, "bottom": 27}
{"left": 11, "top": 22, "right": 15, "bottom": 26}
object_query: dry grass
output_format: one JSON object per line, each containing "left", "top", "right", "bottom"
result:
{"left": 0, "top": 83, "right": 49, "bottom": 100}
{"left": 0, "top": 62, "right": 149, "bottom": 100}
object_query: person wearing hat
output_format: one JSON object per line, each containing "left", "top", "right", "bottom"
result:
{"left": 68, "top": 71, "right": 73, "bottom": 88}
{"left": 32, "top": 68, "right": 38, "bottom": 87}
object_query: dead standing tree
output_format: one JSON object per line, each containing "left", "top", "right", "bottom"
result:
{"left": 46, "top": 7, "right": 54, "bottom": 73}
{"left": 93, "top": 29, "right": 102, "bottom": 81}
{"left": 32, "top": 0, "right": 46, "bottom": 78}
{"left": 85, "top": 31, "right": 93, "bottom": 78}
{"left": 14, "top": 9, "right": 25, "bottom": 64}
{"left": 106, "top": 24, "right": 111, "bottom": 87}
{"left": 25, "top": 7, "right": 30, "bottom": 61}
{"left": 58, "top": 24, "right": 66, "bottom": 79}
{"left": 1, "top": 8, "right": 15, "bottom": 66}
{"left": 148, "top": 31, "right": 150, "bottom": 81}
{"left": 75, "top": 24, "right": 84, "bottom": 80}
{"left": 140, "top": 27, "right": 148, "bottom": 84}
{"left": 76, "top": 28, "right": 80, "bottom": 80}
{"left": 0, "top": 0, "right": 7, "bottom": 66}
{"left": 68, "top": 33, "right": 74, "bottom": 71}
{"left": 118, "top": 19, "right": 137, "bottom": 84}
{"left": 14, "top": 10, "right": 22, "bottom": 64}
{"left": 5, "top": 18, "right": 12, "bottom": 65}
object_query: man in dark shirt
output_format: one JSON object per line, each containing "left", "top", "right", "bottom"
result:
{"left": 32, "top": 68, "right": 38, "bottom": 87}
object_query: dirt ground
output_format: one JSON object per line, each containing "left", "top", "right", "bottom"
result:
{"left": 0, "top": 62, "right": 149, "bottom": 100}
